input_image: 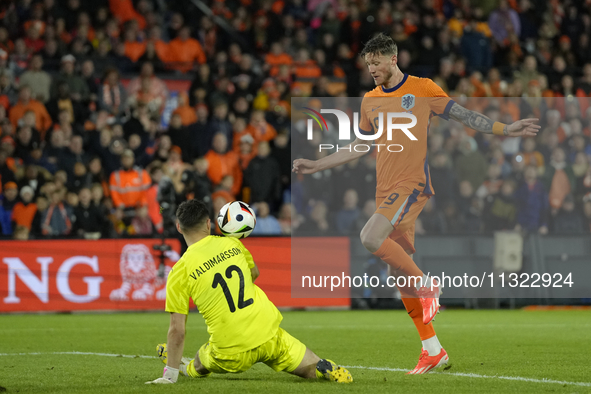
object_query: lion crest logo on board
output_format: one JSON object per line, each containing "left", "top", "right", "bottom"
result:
{"left": 109, "top": 244, "right": 179, "bottom": 302}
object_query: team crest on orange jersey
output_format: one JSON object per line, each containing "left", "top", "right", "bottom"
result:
{"left": 401, "top": 94, "right": 415, "bottom": 111}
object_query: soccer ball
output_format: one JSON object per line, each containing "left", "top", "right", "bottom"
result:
{"left": 217, "top": 201, "right": 257, "bottom": 238}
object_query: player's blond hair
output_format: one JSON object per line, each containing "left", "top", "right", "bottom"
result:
{"left": 360, "top": 33, "right": 398, "bottom": 58}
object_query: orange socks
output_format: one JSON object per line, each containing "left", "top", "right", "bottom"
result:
{"left": 373, "top": 238, "right": 424, "bottom": 278}
{"left": 373, "top": 238, "right": 436, "bottom": 339}
{"left": 402, "top": 297, "right": 436, "bottom": 340}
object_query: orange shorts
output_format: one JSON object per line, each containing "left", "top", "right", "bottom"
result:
{"left": 375, "top": 187, "right": 430, "bottom": 254}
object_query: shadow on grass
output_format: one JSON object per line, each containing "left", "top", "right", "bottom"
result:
{"left": 208, "top": 374, "right": 334, "bottom": 384}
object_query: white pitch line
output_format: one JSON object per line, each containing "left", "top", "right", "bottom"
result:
{"left": 343, "top": 365, "right": 591, "bottom": 387}
{"left": 0, "top": 351, "right": 157, "bottom": 359}
{"left": 282, "top": 323, "right": 591, "bottom": 330}
{"left": 0, "top": 352, "right": 590, "bottom": 388}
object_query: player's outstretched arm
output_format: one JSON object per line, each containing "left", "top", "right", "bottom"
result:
{"left": 292, "top": 137, "right": 369, "bottom": 174}
{"left": 448, "top": 102, "right": 541, "bottom": 137}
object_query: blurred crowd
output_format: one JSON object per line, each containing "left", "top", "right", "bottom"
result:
{"left": 1, "top": 0, "right": 591, "bottom": 240}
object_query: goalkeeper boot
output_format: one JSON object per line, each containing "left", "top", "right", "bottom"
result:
{"left": 417, "top": 277, "right": 441, "bottom": 325}
{"left": 316, "top": 359, "right": 353, "bottom": 383}
{"left": 407, "top": 348, "right": 449, "bottom": 374}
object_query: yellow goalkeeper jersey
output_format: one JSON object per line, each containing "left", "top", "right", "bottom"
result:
{"left": 165, "top": 235, "right": 282, "bottom": 355}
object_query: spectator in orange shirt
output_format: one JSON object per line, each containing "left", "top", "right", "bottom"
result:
{"left": 204, "top": 133, "right": 242, "bottom": 196}
{"left": 293, "top": 48, "right": 321, "bottom": 79}
{"left": 246, "top": 110, "right": 277, "bottom": 142}
{"left": 122, "top": 25, "right": 146, "bottom": 62}
{"left": 109, "top": 0, "right": 146, "bottom": 30}
{"left": 109, "top": 149, "right": 151, "bottom": 211}
{"left": 265, "top": 41, "right": 293, "bottom": 76}
{"left": 9, "top": 85, "right": 52, "bottom": 135}
{"left": 167, "top": 26, "right": 206, "bottom": 73}
{"left": 171, "top": 92, "right": 197, "bottom": 126}
{"left": 11, "top": 185, "right": 37, "bottom": 230}
{"left": 470, "top": 69, "right": 503, "bottom": 97}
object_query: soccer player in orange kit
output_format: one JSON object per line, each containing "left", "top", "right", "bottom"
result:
{"left": 292, "top": 33, "right": 541, "bottom": 374}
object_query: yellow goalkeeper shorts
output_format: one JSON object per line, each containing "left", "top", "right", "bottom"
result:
{"left": 198, "top": 327, "right": 306, "bottom": 374}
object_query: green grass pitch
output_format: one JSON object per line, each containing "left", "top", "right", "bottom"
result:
{"left": 0, "top": 309, "right": 590, "bottom": 393}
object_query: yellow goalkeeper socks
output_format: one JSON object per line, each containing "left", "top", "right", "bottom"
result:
{"left": 186, "top": 359, "right": 211, "bottom": 378}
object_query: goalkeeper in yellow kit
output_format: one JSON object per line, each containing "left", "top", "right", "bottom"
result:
{"left": 146, "top": 199, "right": 352, "bottom": 384}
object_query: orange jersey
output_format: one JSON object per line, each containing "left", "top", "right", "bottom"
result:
{"left": 171, "top": 105, "right": 197, "bottom": 126}
{"left": 124, "top": 41, "right": 146, "bottom": 62}
{"left": 358, "top": 74, "right": 454, "bottom": 197}
{"left": 109, "top": 0, "right": 146, "bottom": 29}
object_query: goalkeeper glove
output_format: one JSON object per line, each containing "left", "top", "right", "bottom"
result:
{"left": 145, "top": 366, "right": 179, "bottom": 384}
